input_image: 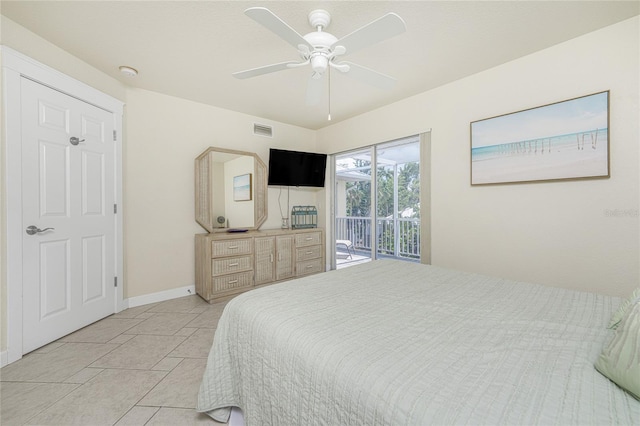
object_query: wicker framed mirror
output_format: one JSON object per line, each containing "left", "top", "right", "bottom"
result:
{"left": 195, "top": 147, "right": 267, "bottom": 232}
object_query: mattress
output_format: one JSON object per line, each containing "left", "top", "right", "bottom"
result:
{"left": 197, "top": 260, "right": 640, "bottom": 425}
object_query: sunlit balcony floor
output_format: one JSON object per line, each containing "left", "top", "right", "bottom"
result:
{"left": 336, "top": 249, "right": 419, "bottom": 269}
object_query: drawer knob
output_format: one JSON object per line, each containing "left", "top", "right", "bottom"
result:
{"left": 228, "top": 246, "right": 238, "bottom": 249}
{"left": 229, "top": 263, "right": 239, "bottom": 267}
{"left": 228, "top": 279, "right": 238, "bottom": 284}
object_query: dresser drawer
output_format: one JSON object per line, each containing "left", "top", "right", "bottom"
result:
{"left": 296, "top": 258, "right": 323, "bottom": 277}
{"left": 212, "top": 271, "right": 254, "bottom": 292}
{"left": 295, "top": 232, "right": 322, "bottom": 247}
{"left": 212, "top": 255, "right": 253, "bottom": 276}
{"left": 296, "top": 245, "right": 322, "bottom": 261}
{"left": 212, "top": 238, "right": 252, "bottom": 257}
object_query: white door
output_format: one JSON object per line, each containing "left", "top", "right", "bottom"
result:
{"left": 21, "top": 77, "right": 116, "bottom": 353}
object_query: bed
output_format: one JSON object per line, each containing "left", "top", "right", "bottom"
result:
{"left": 197, "top": 260, "right": 640, "bottom": 425}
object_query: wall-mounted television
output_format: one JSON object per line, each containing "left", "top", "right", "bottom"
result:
{"left": 268, "top": 148, "right": 327, "bottom": 188}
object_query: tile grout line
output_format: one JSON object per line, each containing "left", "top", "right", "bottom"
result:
{"left": 19, "top": 382, "right": 82, "bottom": 426}
{"left": 1, "top": 296, "right": 225, "bottom": 425}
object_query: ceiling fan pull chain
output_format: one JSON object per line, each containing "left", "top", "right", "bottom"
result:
{"left": 328, "top": 67, "right": 332, "bottom": 121}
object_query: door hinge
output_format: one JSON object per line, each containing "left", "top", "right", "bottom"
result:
{"left": 113, "top": 130, "right": 117, "bottom": 141}
{"left": 114, "top": 204, "right": 117, "bottom": 214}
{"left": 114, "top": 277, "right": 118, "bottom": 287}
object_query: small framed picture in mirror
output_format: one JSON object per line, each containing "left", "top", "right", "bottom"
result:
{"left": 233, "top": 173, "right": 252, "bottom": 201}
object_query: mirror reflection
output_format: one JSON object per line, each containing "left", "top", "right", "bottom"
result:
{"left": 210, "top": 152, "right": 255, "bottom": 229}
{"left": 195, "top": 147, "right": 267, "bottom": 233}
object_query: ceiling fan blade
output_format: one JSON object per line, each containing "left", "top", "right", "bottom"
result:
{"left": 331, "top": 13, "right": 406, "bottom": 55}
{"left": 306, "top": 75, "right": 323, "bottom": 106}
{"left": 245, "top": 7, "right": 313, "bottom": 51}
{"left": 232, "top": 61, "right": 301, "bottom": 79}
{"left": 338, "top": 61, "right": 397, "bottom": 90}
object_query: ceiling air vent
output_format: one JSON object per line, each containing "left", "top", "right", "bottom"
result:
{"left": 253, "top": 123, "right": 273, "bottom": 138}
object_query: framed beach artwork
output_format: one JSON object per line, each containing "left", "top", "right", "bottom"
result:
{"left": 233, "top": 173, "right": 252, "bottom": 201}
{"left": 470, "top": 91, "right": 609, "bottom": 185}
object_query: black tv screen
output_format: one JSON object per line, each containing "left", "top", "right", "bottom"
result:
{"left": 268, "top": 149, "right": 327, "bottom": 187}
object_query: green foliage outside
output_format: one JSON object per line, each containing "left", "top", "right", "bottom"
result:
{"left": 339, "top": 159, "right": 421, "bottom": 258}
{"left": 342, "top": 159, "right": 420, "bottom": 219}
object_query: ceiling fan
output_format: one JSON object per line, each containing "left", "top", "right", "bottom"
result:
{"left": 233, "top": 7, "right": 407, "bottom": 106}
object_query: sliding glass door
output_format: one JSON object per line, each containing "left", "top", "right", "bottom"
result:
{"left": 335, "top": 148, "right": 374, "bottom": 266}
{"left": 376, "top": 138, "right": 421, "bottom": 261}
{"left": 334, "top": 135, "right": 422, "bottom": 269}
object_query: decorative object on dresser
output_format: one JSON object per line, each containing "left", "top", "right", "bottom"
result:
{"left": 291, "top": 205, "right": 318, "bottom": 229}
{"left": 195, "top": 229, "right": 325, "bottom": 303}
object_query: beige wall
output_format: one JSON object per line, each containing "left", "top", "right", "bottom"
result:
{"left": 318, "top": 16, "right": 640, "bottom": 297}
{"left": 0, "top": 44, "right": 4, "bottom": 354}
{"left": 0, "top": 16, "right": 126, "bottom": 102}
{"left": 123, "top": 88, "right": 318, "bottom": 298}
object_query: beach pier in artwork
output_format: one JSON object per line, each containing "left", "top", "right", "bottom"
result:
{"left": 471, "top": 128, "right": 609, "bottom": 184}
{"left": 577, "top": 129, "right": 599, "bottom": 150}
{"left": 495, "top": 128, "right": 602, "bottom": 158}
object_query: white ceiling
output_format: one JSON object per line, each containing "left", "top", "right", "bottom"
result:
{"left": 2, "top": 1, "right": 638, "bottom": 130}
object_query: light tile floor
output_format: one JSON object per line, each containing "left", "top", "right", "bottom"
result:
{"left": 0, "top": 295, "right": 228, "bottom": 425}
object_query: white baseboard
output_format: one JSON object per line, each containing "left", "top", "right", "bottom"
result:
{"left": 1, "top": 350, "right": 8, "bottom": 368}
{"left": 126, "top": 285, "right": 197, "bottom": 309}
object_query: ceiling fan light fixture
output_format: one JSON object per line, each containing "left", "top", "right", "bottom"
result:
{"left": 311, "top": 55, "right": 328, "bottom": 74}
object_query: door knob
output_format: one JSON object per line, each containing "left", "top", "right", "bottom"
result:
{"left": 70, "top": 136, "right": 85, "bottom": 146}
{"left": 26, "top": 225, "right": 54, "bottom": 235}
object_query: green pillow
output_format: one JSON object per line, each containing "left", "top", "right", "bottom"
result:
{"left": 595, "top": 298, "right": 640, "bottom": 400}
{"left": 608, "top": 287, "right": 640, "bottom": 329}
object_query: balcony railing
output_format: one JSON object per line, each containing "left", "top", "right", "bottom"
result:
{"left": 335, "top": 216, "right": 421, "bottom": 260}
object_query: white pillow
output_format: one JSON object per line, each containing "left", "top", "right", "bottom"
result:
{"left": 595, "top": 296, "right": 640, "bottom": 400}
{"left": 608, "top": 287, "right": 640, "bottom": 329}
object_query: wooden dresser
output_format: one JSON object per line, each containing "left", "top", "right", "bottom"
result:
{"left": 195, "top": 228, "right": 325, "bottom": 303}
